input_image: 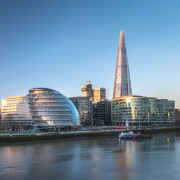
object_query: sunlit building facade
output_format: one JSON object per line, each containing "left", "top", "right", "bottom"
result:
{"left": 81, "top": 81, "right": 93, "bottom": 101}
{"left": 93, "top": 88, "right": 106, "bottom": 103}
{"left": 28, "top": 88, "right": 80, "bottom": 129}
{"left": 1, "top": 95, "right": 33, "bottom": 130}
{"left": 81, "top": 81, "right": 106, "bottom": 103}
{"left": 111, "top": 96, "right": 175, "bottom": 126}
{"left": 1, "top": 88, "right": 80, "bottom": 131}
{"left": 113, "top": 30, "right": 132, "bottom": 99}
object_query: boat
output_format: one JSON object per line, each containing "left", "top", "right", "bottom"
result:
{"left": 119, "top": 131, "right": 153, "bottom": 140}
{"left": 119, "top": 131, "right": 134, "bottom": 139}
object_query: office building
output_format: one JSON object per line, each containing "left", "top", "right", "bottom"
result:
{"left": 111, "top": 96, "right": 175, "bottom": 126}
{"left": 96, "top": 100, "right": 111, "bottom": 126}
{"left": 150, "top": 98, "right": 175, "bottom": 123}
{"left": 69, "top": 96, "right": 91, "bottom": 126}
{"left": 29, "top": 88, "right": 80, "bottom": 130}
{"left": 81, "top": 81, "right": 106, "bottom": 103}
{"left": 93, "top": 88, "right": 106, "bottom": 103}
{"left": 1, "top": 95, "right": 33, "bottom": 130}
{"left": 113, "top": 30, "right": 132, "bottom": 99}
{"left": 81, "top": 81, "right": 93, "bottom": 101}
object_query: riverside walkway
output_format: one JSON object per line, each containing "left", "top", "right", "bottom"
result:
{"left": 0, "top": 128, "right": 129, "bottom": 137}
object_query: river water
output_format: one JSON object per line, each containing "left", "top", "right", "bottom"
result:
{"left": 0, "top": 132, "right": 180, "bottom": 180}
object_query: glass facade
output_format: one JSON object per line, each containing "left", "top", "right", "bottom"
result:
{"left": 1, "top": 95, "right": 33, "bottom": 130}
{"left": 113, "top": 30, "right": 132, "bottom": 98}
{"left": 93, "top": 100, "right": 111, "bottom": 126}
{"left": 28, "top": 88, "right": 80, "bottom": 128}
{"left": 150, "top": 99, "right": 175, "bottom": 123}
{"left": 69, "top": 97, "right": 91, "bottom": 126}
{"left": 111, "top": 96, "right": 175, "bottom": 126}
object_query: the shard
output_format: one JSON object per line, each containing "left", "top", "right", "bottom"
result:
{"left": 113, "top": 30, "right": 132, "bottom": 99}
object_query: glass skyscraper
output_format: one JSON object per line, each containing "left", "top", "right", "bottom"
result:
{"left": 113, "top": 30, "right": 132, "bottom": 99}
{"left": 111, "top": 31, "right": 175, "bottom": 126}
{"left": 69, "top": 96, "right": 91, "bottom": 126}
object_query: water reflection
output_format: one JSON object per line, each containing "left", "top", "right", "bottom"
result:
{"left": 0, "top": 133, "right": 180, "bottom": 180}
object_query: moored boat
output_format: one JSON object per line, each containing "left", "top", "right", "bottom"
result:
{"left": 119, "top": 132, "right": 153, "bottom": 140}
{"left": 119, "top": 131, "right": 134, "bottom": 139}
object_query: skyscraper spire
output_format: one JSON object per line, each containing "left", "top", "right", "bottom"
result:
{"left": 113, "top": 30, "right": 132, "bottom": 99}
{"left": 119, "top": 30, "right": 125, "bottom": 46}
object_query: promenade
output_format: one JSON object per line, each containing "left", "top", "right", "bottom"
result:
{"left": 0, "top": 127, "right": 178, "bottom": 144}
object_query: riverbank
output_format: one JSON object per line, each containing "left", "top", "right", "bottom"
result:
{"left": 0, "top": 127, "right": 179, "bottom": 144}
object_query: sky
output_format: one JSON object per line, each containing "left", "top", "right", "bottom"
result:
{"left": 0, "top": 0, "right": 180, "bottom": 108}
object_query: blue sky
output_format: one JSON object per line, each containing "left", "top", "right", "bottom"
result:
{"left": 0, "top": 0, "right": 180, "bottom": 108}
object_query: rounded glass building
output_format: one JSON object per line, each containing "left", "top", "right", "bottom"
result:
{"left": 28, "top": 88, "right": 80, "bottom": 129}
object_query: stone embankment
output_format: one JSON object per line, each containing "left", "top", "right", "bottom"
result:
{"left": 0, "top": 127, "right": 179, "bottom": 144}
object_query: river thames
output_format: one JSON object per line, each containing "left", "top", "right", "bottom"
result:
{"left": 0, "top": 132, "right": 180, "bottom": 180}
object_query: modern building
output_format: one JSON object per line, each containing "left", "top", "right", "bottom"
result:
{"left": 28, "top": 88, "right": 80, "bottom": 130}
{"left": 81, "top": 81, "right": 106, "bottom": 103}
{"left": 113, "top": 30, "right": 132, "bottom": 99}
{"left": 81, "top": 81, "right": 93, "bottom": 101}
{"left": 69, "top": 96, "right": 91, "bottom": 126}
{"left": 111, "top": 96, "right": 175, "bottom": 126}
{"left": 1, "top": 88, "right": 80, "bottom": 131}
{"left": 95, "top": 100, "right": 111, "bottom": 126}
{"left": 93, "top": 88, "right": 106, "bottom": 103}
{"left": 150, "top": 98, "right": 175, "bottom": 124}
{"left": 1, "top": 95, "right": 33, "bottom": 131}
